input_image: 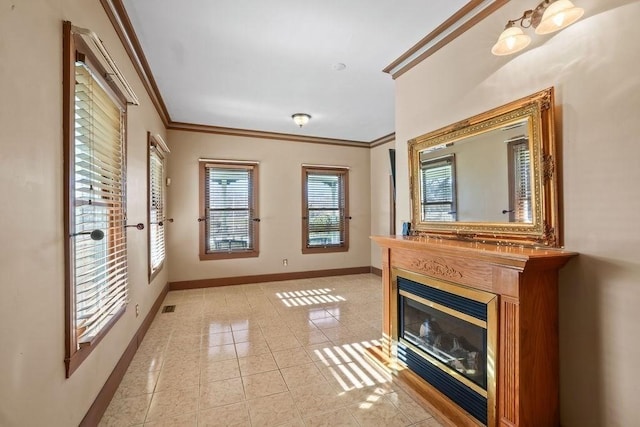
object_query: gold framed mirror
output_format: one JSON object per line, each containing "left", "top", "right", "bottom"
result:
{"left": 408, "top": 88, "right": 560, "bottom": 247}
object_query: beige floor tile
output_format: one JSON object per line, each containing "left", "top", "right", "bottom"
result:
{"left": 154, "top": 365, "right": 200, "bottom": 392}
{"left": 115, "top": 370, "right": 160, "bottom": 399}
{"left": 197, "top": 402, "right": 250, "bottom": 427}
{"left": 137, "top": 338, "right": 169, "bottom": 356}
{"left": 242, "top": 369, "right": 288, "bottom": 399}
{"left": 200, "top": 343, "right": 237, "bottom": 364}
{"left": 162, "top": 351, "right": 200, "bottom": 368}
{"left": 200, "top": 359, "right": 240, "bottom": 384}
{"left": 234, "top": 340, "right": 271, "bottom": 357}
{"left": 247, "top": 392, "right": 300, "bottom": 426}
{"left": 143, "top": 411, "right": 197, "bottom": 426}
{"left": 411, "top": 417, "right": 446, "bottom": 427}
{"left": 272, "top": 347, "right": 313, "bottom": 369}
{"left": 311, "top": 317, "right": 342, "bottom": 330}
{"left": 348, "top": 398, "right": 412, "bottom": 427}
{"left": 260, "top": 324, "right": 291, "bottom": 338}
{"left": 231, "top": 328, "right": 264, "bottom": 343}
{"left": 145, "top": 385, "right": 199, "bottom": 422}
{"left": 128, "top": 351, "right": 165, "bottom": 373}
{"left": 238, "top": 352, "right": 278, "bottom": 376}
{"left": 303, "top": 408, "right": 359, "bottom": 426}
{"left": 317, "top": 362, "right": 378, "bottom": 392}
{"left": 199, "top": 377, "right": 245, "bottom": 410}
{"left": 201, "top": 321, "right": 232, "bottom": 335}
{"left": 289, "top": 382, "right": 346, "bottom": 418}
{"left": 202, "top": 331, "right": 235, "bottom": 348}
{"left": 307, "top": 309, "right": 332, "bottom": 320}
{"left": 275, "top": 416, "right": 306, "bottom": 426}
{"left": 265, "top": 334, "right": 302, "bottom": 352}
{"left": 304, "top": 343, "right": 338, "bottom": 362}
{"left": 230, "top": 319, "right": 256, "bottom": 331}
{"left": 167, "top": 333, "right": 202, "bottom": 350}
{"left": 385, "top": 390, "right": 435, "bottom": 423}
{"left": 101, "top": 275, "right": 448, "bottom": 426}
{"left": 99, "top": 393, "right": 152, "bottom": 426}
{"left": 293, "top": 329, "right": 330, "bottom": 346}
{"left": 280, "top": 362, "right": 327, "bottom": 389}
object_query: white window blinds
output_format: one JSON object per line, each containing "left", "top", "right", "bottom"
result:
{"left": 421, "top": 155, "right": 456, "bottom": 222}
{"left": 149, "top": 144, "right": 165, "bottom": 276}
{"left": 303, "top": 167, "right": 349, "bottom": 251}
{"left": 72, "top": 63, "right": 128, "bottom": 345}
{"left": 509, "top": 139, "right": 532, "bottom": 223}
{"left": 203, "top": 164, "right": 257, "bottom": 254}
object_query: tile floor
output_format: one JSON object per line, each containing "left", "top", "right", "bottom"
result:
{"left": 100, "top": 274, "right": 445, "bottom": 426}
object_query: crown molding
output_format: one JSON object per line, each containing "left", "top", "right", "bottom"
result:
{"left": 370, "top": 133, "right": 396, "bottom": 148}
{"left": 168, "top": 122, "right": 372, "bottom": 148}
{"left": 100, "top": 0, "right": 171, "bottom": 126}
{"left": 383, "top": 0, "right": 508, "bottom": 79}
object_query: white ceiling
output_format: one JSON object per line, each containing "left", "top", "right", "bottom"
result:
{"left": 123, "top": 0, "right": 469, "bottom": 143}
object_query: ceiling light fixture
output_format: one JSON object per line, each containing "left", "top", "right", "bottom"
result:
{"left": 292, "top": 113, "right": 311, "bottom": 128}
{"left": 491, "top": 0, "right": 584, "bottom": 56}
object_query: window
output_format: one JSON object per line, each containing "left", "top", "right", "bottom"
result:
{"left": 507, "top": 138, "right": 532, "bottom": 222}
{"left": 420, "top": 154, "right": 457, "bottom": 222}
{"left": 148, "top": 134, "right": 169, "bottom": 280}
{"left": 63, "top": 22, "right": 138, "bottom": 377}
{"left": 199, "top": 161, "right": 259, "bottom": 260}
{"left": 302, "top": 166, "right": 349, "bottom": 253}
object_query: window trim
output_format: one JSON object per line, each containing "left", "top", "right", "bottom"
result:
{"left": 198, "top": 160, "right": 260, "bottom": 260}
{"left": 147, "top": 133, "right": 169, "bottom": 282}
{"left": 301, "top": 165, "right": 350, "bottom": 254}
{"left": 63, "top": 21, "right": 134, "bottom": 377}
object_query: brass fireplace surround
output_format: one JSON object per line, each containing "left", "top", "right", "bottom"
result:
{"left": 392, "top": 267, "right": 498, "bottom": 425}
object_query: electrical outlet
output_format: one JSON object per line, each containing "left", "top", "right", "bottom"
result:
{"left": 283, "top": 259, "right": 288, "bottom": 266}
{"left": 135, "top": 304, "right": 139, "bottom": 317}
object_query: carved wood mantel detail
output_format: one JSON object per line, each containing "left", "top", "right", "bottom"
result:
{"left": 370, "top": 235, "right": 576, "bottom": 427}
{"left": 410, "top": 258, "right": 463, "bottom": 280}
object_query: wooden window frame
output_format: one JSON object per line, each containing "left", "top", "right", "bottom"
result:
{"left": 63, "top": 21, "right": 134, "bottom": 377}
{"left": 199, "top": 160, "right": 260, "bottom": 261}
{"left": 301, "top": 165, "right": 350, "bottom": 254}
{"left": 147, "top": 133, "right": 169, "bottom": 282}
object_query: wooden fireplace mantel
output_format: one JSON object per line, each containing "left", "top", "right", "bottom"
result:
{"left": 370, "top": 235, "right": 577, "bottom": 427}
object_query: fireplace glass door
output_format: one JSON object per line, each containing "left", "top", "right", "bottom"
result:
{"left": 401, "top": 295, "right": 487, "bottom": 389}
{"left": 392, "top": 269, "right": 497, "bottom": 426}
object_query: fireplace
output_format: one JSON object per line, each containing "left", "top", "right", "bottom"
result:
{"left": 392, "top": 268, "right": 497, "bottom": 426}
{"left": 370, "top": 236, "right": 576, "bottom": 426}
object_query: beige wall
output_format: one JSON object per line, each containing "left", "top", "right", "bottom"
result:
{"left": 0, "top": 0, "right": 166, "bottom": 425}
{"left": 394, "top": 1, "right": 640, "bottom": 425}
{"left": 166, "top": 130, "right": 371, "bottom": 282}
{"left": 369, "top": 141, "right": 395, "bottom": 269}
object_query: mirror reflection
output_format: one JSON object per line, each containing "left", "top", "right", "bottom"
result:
{"left": 418, "top": 118, "right": 532, "bottom": 224}
{"left": 408, "top": 88, "right": 560, "bottom": 247}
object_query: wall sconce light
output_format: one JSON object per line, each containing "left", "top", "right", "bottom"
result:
{"left": 492, "top": 0, "right": 584, "bottom": 56}
{"left": 292, "top": 113, "right": 311, "bottom": 127}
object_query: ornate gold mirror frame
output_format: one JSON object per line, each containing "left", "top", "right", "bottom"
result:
{"left": 408, "top": 88, "right": 560, "bottom": 247}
